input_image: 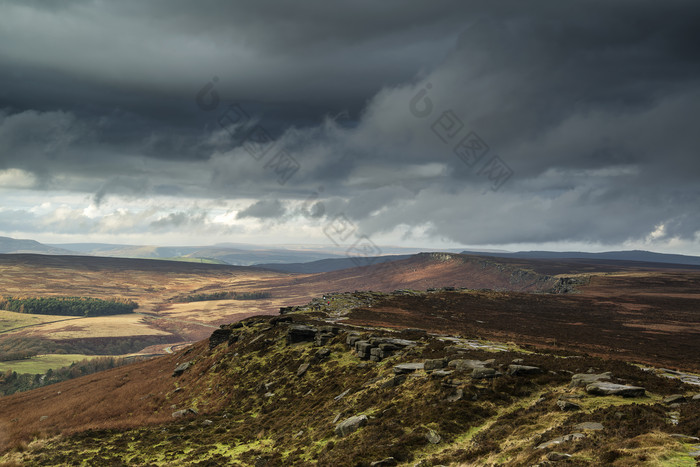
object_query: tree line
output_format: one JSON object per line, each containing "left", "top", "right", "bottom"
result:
{"left": 0, "top": 296, "right": 138, "bottom": 317}
{"left": 172, "top": 291, "right": 271, "bottom": 302}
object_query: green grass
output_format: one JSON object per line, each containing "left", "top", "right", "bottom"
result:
{"left": 0, "top": 354, "right": 101, "bottom": 374}
{"left": 146, "top": 257, "right": 227, "bottom": 264}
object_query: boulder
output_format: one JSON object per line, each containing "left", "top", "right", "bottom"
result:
{"left": 287, "top": 324, "right": 318, "bottom": 344}
{"left": 335, "top": 415, "right": 368, "bottom": 437}
{"left": 269, "top": 315, "right": 293, "bottom": 325}
{"left": 586, "top": 382, "right": 645, "bottom": 397}
{"left": 448, "top": 359, "right": 488, "bottom": 371}
{"left": 536, "top": 432, "right": 585, "bottom": 450}
{"left": 507, "top": 364, "right": 541, "bottom": 376}
{"left": 346, "top": 333, "right": 362, "bottom": 347}
{"left": 314, "top": 348, "right": 331, "bottom": 361}
{"left": 381, "top": 374, "right": 407, "bottom": 388}
{"left": 471, "top": 368, "right": 501, "bottom": 379}
{"left": 172, "top": 408, "right": 198, "bottom": 418}
{"left": 546, "top": 452, "right": 572, "bottom": 461}
{"left": 663, "top": 394, "right": 687, "bottom": 405}
{"left": 297, "top": 363, "right": 310, "bottom": 377}
{"left": 570, "top": 372, "right": 611, "bottom": 388}
{"left": 693, "top": 394, "right": 700, "bottom": 401}
{"left": 425, "top": 430, "right": 442, "bottom": 444}
{"left": 424, "top": 359, "right": 446, "bottom": 371}
{"left": 172, "top": 361, "right": 192, "bottom": 377}
{"left": 430, "top": 370, "right": 453, "bottom": 379}
{"left": 557, "top": 400, "right": 581, "bottom": 411}
{"left": 446, "top": 389, "right": 463, "bottom": 402}
{"left": 575, "top": 422, "right": 604, "bottom": 431}
{"left": 393, "top": 363, "right": 424, "bottom": 374}
{"left": 209, "top": 328, "right": 233, "bottom": 349}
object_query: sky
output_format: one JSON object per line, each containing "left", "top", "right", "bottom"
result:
{"left": 0, "top": 0, "right": 699, "bottom": 255}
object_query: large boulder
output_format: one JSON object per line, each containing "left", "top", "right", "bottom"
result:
{"left": 448, "top": 359, "right": 488, "bottom": 372}
{"left": 424, "top": 359, "right": 446, "bottom": 371}
{"left": 287, "top": 324, "right": 318, "bottom": 344}
{"left": 335, "top": 415, "right": 368, "bottom": 437}
{"left": 172, "top": 407, "right": 198, "bottom": 418}
{"left": 586, "top": 382, "right": 645, "bottom": 397}
{"left": 536, "top": 432, "right": 585, "bottom": 450}
{"left": 209, "top": 328, "right": 233, "bottom": 349}
{"left": 570, "top": 372, "right": 611, "bottom": 388}
{"left": 471, "top": 368, "right": 501, "bottom": 379}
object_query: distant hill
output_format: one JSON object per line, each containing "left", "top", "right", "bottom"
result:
{"left": 460, "top": 249, "right": 700, "bottom": 266}
{"left": 0, "top": 236, "right": 76, "bottom": 255}
{"left": 255, "top": 254, "right": 413, "bottom": 273}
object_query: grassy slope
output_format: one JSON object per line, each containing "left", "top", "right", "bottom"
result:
{"left": 0, "top": 354, "right": 103, "bottom": 374}
{"left": 1, "top": 307, "right": 699, "bottom": 466}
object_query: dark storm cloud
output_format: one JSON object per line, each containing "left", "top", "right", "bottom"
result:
{"left": 0, "top": 0, "right": 698, "bottom": 247}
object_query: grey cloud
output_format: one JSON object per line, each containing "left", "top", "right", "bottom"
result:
{"left": 236, "top": 199, "right": 286, "bottom": 220}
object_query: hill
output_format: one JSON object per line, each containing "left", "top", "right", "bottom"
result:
{"left": 0, "top": 237, "right": 75, "bottom": 256}
{"left": 1, "top": 289, "right": 699, "bottom": 465}
{"left": 462, "top": 249, "right": 700, "bottom": 266}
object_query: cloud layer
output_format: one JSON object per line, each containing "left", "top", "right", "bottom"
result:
{"left": 0, "top": 0, "right": 698, "bottom": 252}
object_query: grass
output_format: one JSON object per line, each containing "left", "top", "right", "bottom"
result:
{"left": 0, "top": 310, "right": 74, "bottom": 334}
{"left": 0, "top": 354, "right": 101, "bottom": 374}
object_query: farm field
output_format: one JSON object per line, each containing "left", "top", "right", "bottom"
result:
{"left": 0, "top": 354, "right": 103, "bottom": 374}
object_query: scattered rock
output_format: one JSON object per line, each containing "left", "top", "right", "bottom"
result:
{"left": 507, "top": 364, "right": 541, "bottom": 376}
{"left": 663, "top": 394, "right": 687, "bottom": 405}
{"left": 546, "top": 452, "right": 572, "bottom": 461}
{"left": 425, "top": 430, "right": 442, "bottom": 444}
{"left": 172, "top": 408, "right": 198, "bottom": 418}
{"left": 293, "top": 430, "right": 304, "bottom": 438}
{"left": 287, "top": 324, "right": 317, "bottom": 344}
{"left": 202, "top": 419, "right": 213, "bottom": 426}
{"left": 512, "top": 358, "right": 524, "bottom": 364}
{"left": 586, "top": 382, "right": 645, "bottom": 397}
{"left": 315, "top": 348, "right": 331, "bottom": 360}
{"left": 692, "top": 394, "right": 700, "bottom": 401}
{"left": 446, "top": 389, "right": 463, "bottom": 402}
{"left": 393, "top": 363, "right": 424, "bottom": 374}
{"left": 575, "top": 422, "right": 604, "bottom": 431}
{"left": 430, "top": 370, "right": 453, "bottom": 379}
{"left": 557, "top": 400, "right": 581, "bottom": 411}
{"left": 335, "top": 415, "right": 368, "bottom": 437}
{"left": 39, "top": 415, "right": 48, "bottom": 421}
{"left": 570, "top": 372, "right": 611, "bottom": 387}
{"left": 297, "top": 363, "right": 310, "bottom": 377}
{"left": 381, "top": 375, "right": 407, "bottom": 388}
{"left": 471, "top": 367, "right": 501, "bottom": 379}
{"left": 424, "top": 359, "right": 446, "bottom": 371}
{"left": 370, "top": 458, "right": 397, "bottom": 466}
{"left": 334, "top": 389, "right": 351, "bottom": 401}
{"left": 536, "top": 432, "right": 585, "bottom": 449}
{"left": 172, "top": 361, "right": 192, "bottom": 377}
{"left": 209, "top": 328, "right": 233, "bottom": 349}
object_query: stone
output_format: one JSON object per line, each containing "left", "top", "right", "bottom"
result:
{"left": 393, "top": 363, "right": 424, "bottom": 374}
{"left": 507, "top": 364, "right": 541, "bottom": 376}
{"left": 315, "top": 348, "right": 331, "bottom": 360}
{"left": 430, "top": 370, "right": 454, "bottom": 379}
{"left": 172, "top": 408, "right": 198, "bottom": 418}
{"left": 570, "top": 372, "right": 611, "bottom": 387}
{"left": 209, "top": 328, "right": 233, "bottom": 349}
{"left": 39, "top": 415, "right": 48, "bottom": 421}
{"left": 546, "top": 452, "right": 572, "bottom": 461}
{"left": 315, "top": 332, "right": 335, "bottom": 346}
{"left": 446, "top": 389, "right": 463, "bottom": 402}
{"left": 346, "top": 333, "right": 363, "bottom": 347}
{"left": 575, "top": 422, "right": 604, "bottom": 431}
{"left": 335, "top": 415, "right": 368, "bottom": 437}
{"left": 202, "top": 419, "right": 213, "bottom": 426}
{"left": 663, "top": 394, "right": 687, "bottom": 404}
{"left": 287, "top": 324, "right": 317, "bottom": 344}
{"left": 334, "top": 389, "right": 351, "bottom": 401}
{"left": 381, "top": 375, "right": 407, "bottom": 388}
{"left": 297, "top": 363, "right": 310, "bottom": 377}
{"left": 536, "top": 432, "right": 585, "bottom": 449}
{"left": 269, "top": 315, "right": 293, "bottom": 325}
{"left": 172, "top": 361, "right": 192, "bottom": 377}
{"left": 425, "top": 430, "right": 442, "bottom": 444}
{"left": 471, "top": 367, "right": 501, "bottom": 379}
{"left": 448, "top": 359, "right": 490, "bottom": 372}
{"left": 692, "top": 394, "right": 700, "bottom": 401}
{"left": 557, "top": 400, "right": 581, "bottom": 411}
{"left": 424, "top": 359, "right": 446, "bottom": 371}
{"left": 370, "top": 458, "right": 397, "bottom": 466}
{"left": 586, "top": 382, "right": 645, "bottom": 397}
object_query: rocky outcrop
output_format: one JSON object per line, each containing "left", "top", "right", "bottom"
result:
{"left": 507, "top": 364, "right": 541, "bottom": 376}
{"left": 393, "top": 363, "right": 424, "bottom": 374}
{"left": 570, "top": 372, "right": 611, "bottom": 387}
{"left": 287, "top": 324, "right": 318, "bottom": 344}
{"left": 172, "top": 407, "right": 198, "bottom": 418}
{"left": 353, "top": 336, "right": 416, "bottom": 361}
{"left": 209, "top": 328, "right": 233, "bottom": 349}
{"left": 172, "top": 361, "right": 192, "bottom": 377}
{"left": 536, "top": 432, "right": 585, "bottom": 449}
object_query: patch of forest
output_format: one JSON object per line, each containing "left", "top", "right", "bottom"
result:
{"left": 0, "top": 296, "right": 138, "bottom": 317}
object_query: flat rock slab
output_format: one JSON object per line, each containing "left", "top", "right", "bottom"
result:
{"left": 575, "top": 422, "right": 604, "bottom": 431}
{"left": 507, "top": 364, "right": 541, "bottom": 376}
{"left": 570, "top": 372, "right": 611, "bottom": 387}
{"left": 663, "top": 394, "right": 687, "bottom": 404}
{"left": 586, "top": 382, "right": 645, "bottom": 397}
{"left": 471, "top": 368, "right": 501, "bottom": 379}
{"left": 335, "top": 415, "right": 368, "bottom": 437}
{"left": 536, "top": 432, "right": 585, "bottom": 450}
{"left": 557, "top": 400, "right": 581, "bottom": 411}
{"left": 393, "top": 363, "right": 424, "bottom": 374}
{"left": 448, "top": 359, "right": 488, "bottom": 371}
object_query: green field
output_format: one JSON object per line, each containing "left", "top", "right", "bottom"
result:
{"left": 0, "top": 354, "right": 100, "bottom": 374}
{"left": 146, "top": 257, "right": 227, "bottom": 264}
{"left": 0, "top": 309, "right": 76, "bottom": 334}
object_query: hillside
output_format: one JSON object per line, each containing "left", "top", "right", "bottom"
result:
{"left": 1, "top": 292, "right": 699, "bottom": 466}
{"left": 0, "top": 237, "right": 75, "bottom": 256}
